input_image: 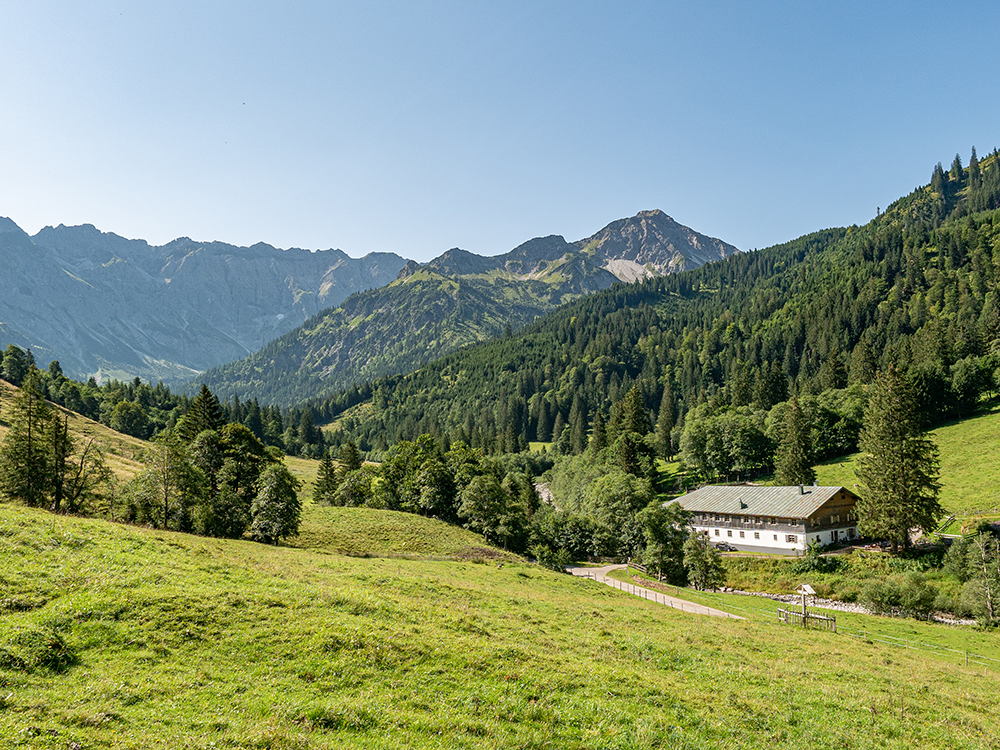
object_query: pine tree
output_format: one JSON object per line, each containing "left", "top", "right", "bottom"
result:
{"left": 178, "top": 384, "right": 226, "bottom": 442}
{"left": 313, "top": 450, "right": 338, "bottom": 505}
{"left": 588, "top": 409, "right": 607, "bottom": 455}
{"left": 655, "top": 381, "right": 675, "bottom": 459}
{"left": 855, "top": 368, "right": 942, "bottom": 552}
{"left": 338, "top": 440, "right": 363, "bottom": 472}
{"left": 621, "top": 385, "right": 650, "bottom": 436}
{"left": 775, "top": 397, "right": 815, "bottom": 486}
{"left": 0, "top": 367, "right": 54, "bottom": 506}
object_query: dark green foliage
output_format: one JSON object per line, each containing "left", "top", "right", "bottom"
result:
{"left": 2, "top": 344, "right": 30, "bottom": 386}
{"left": 860, "top": 572, "right": 936, "bottom": 619}
{"left": 655, "top": 379, "right": 675, "bottom": 459}
{"left": 775, "top": 397, "right": 815, "bottom": 486}
{"left": 855, "top": 368, "right": 942, "bottom": 551}
{"left": 177, "top": 385, "right": 227, "bottom": 442}
{"left": 458, "top": 474, "right": 528, "bottom": 550}
{"left": 948, "top": 533, "right": 1000, "bottom": 624}
{"left": 338, "top": 440, "right": 363, "bottom": 472}
{"left": 313, "top": 451, "right": 338, "bottom": 505}
{"left": 638, "top": 500, "right": 689, "bottom": 584}
{"left": 0, "top": 368, "right": 54, "bottom": 507}
{"left": 109, "top": 399, "right": 151, "bottom": 438}
{"left": 588, "top": 409, "right": 607, "bottom": 455}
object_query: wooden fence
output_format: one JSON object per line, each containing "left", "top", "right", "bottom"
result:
{"left": 777, "top": 607, "right": 836, "bottom": 632}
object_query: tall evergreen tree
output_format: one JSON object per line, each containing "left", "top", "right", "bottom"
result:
{"left": 775, "top": 397, "right": 815, "bottom": 486}
{"left": 313, "top": 450, "right": 338, "bottom": 505}
{"left": 655, "top": 381, "right": 675, "bottom": 459}
{"left": 178, "top": 384, "right": 226, "bottom": 442}
{"left": 855, "top": 368, "right": 943, "bottom": 552}
{"left": 588, "top": 409, "right": 607, "bottom": 455}
{"left": 338, "top": 440, "right": 363, "bottom": 472}
{"left": 0, "top": 367, "right": 54, "bottom": 506}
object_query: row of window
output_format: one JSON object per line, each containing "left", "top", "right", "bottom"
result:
{"left": 713, "top": 528, "right": 798, "bottom": 543}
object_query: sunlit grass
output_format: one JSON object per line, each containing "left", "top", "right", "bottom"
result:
{"left": 2, "top": 504, "right": 1000, "bottom": 748}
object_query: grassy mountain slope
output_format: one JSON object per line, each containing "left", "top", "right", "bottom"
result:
{"left": 814, "top": 404, "right": 1000, "bottom": 529}
{"left": 3, "top": 503, "right": 999, "bottom": 749}
{"left": 0, "top": 379, "right": 144, "bottom": 483}
{"left": 198, "top": 210, "right": 738, "bottom": 405}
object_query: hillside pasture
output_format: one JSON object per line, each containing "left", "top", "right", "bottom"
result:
{"left": 1, "top": 504, "right": 999, "bottom": 749}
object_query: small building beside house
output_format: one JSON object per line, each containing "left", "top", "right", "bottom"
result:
{"left": 672, "top": 485, "right": 860, "bottom": 553}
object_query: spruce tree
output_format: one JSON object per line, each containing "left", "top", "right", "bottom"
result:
{"left": 855, "top": 368, "right": 942, "bottom": 552}
{"left": 338, "top": 440, "right": 363, "bottom": 472}
{"left": 621, "top": 385, "right": 650, "bottom": 436}
{"left": 588, "top": 409, "right": 607, "bottom": 455}
{"left": 178, "top": 385, "right": 226, "bottom": 442}
{"left": 655, "top": 382, "right": 675, "bottom": 459}
{"left": 775, "top": 397, "right": 815, "bottom": 486}
{"left": 0, "top": 367, "right": 54, "bottom": 506}
{"left": 313, "top": 450, "right": 338, "bottom": 505}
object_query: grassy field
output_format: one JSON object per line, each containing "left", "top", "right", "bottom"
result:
{"left": 3, "top": 504, "right": 1000, "bottom": 749}
{"left": 292, "top": 504, "right": 517, "bottom": 560}
{"left": 609, "top": 567, "right": 1000, "bottom": 664}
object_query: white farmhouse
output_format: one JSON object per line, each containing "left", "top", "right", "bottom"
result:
{"left": 673, "top": 485, "right": 860, "bottom": 553}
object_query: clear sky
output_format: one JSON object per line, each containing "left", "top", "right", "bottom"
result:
{"left": 2, "top": 1, "right": 998, "bottom": 262}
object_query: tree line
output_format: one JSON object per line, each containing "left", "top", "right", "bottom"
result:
{"left": 0, "top": 374, "right": 302, "bottom": 546}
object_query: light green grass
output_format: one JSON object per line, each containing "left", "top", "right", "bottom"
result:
{"left": 814, "top": 406, "right": 1000, "bottom": 528}
{"left": 3, "top": 504, "right": 1000, "bottom": 748}
{"left": 610, "top": 568, "right": 1000, "bottom": 663}
{"left": 292, "top": 504, "right": 516, "bottom": 560}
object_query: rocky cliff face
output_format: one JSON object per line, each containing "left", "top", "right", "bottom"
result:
{"left": 0, "top": 219, "right": 408, "bottom": 384}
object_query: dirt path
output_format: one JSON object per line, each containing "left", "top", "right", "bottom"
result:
{"left": 567, "top": 564, "right": 743, "bottom": 620}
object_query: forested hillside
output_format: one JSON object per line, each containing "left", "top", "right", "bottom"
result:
{"left": 197, "top": 210, "right": 737, "bottom": 405}
{"left": 305, "top": 149, "right": 1000, "bottom": 464}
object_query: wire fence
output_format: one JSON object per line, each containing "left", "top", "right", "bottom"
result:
{"left": 578, "top": 568, "right": 1000, "bottom": 674}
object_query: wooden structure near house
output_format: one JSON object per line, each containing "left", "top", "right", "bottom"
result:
{"left": 777, "top": 583, "right": 836, "bottom": 631}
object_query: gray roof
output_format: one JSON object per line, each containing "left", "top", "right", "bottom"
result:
{"left": 672, "top": 485, "right": 855, "bottom": 519}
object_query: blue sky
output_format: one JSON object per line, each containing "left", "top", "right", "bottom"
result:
{"left": 2, "top": 1, "right": 998, "bottom": 262}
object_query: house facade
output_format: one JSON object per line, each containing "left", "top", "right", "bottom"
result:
{"left": 672, "top": 485, "right": 860, "bottom": 553}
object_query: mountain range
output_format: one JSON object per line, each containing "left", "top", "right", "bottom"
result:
{"left": 0, "top": 219, "right": 407, "bottom": 384}
{"left": 196, "top": 210, "right": 738, "bottom": 404}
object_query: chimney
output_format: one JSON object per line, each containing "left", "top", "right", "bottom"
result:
{"left": 798, "top": 485, "right": 804, "bottom": 495}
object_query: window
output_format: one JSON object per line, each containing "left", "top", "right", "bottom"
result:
{"left": 754, "top": 532, "right": 760, "bottom": 539}
{"left": 727, "top": 530, "right": 733, "bottom": 537}
{"left": 714, "top": 529, "right": 720, "bottom": 536}
{"left": 773, "top": 534, "right": 778, "bottom": 541}
{"left": 830, "top": 514, "right": 840, "bottom": 524}
{"left": 739, "top": 531, "right": 745, "bottom": 538}
{"left": 786, "top": 534, "right": 797, "bottom": 543}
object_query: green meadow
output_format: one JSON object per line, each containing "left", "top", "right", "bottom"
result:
{"left": 814, "top": 405, "right": 1000, "bottom": 530}
{"left": 3, "top": 504, "right": 1000, "bottom": 749}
